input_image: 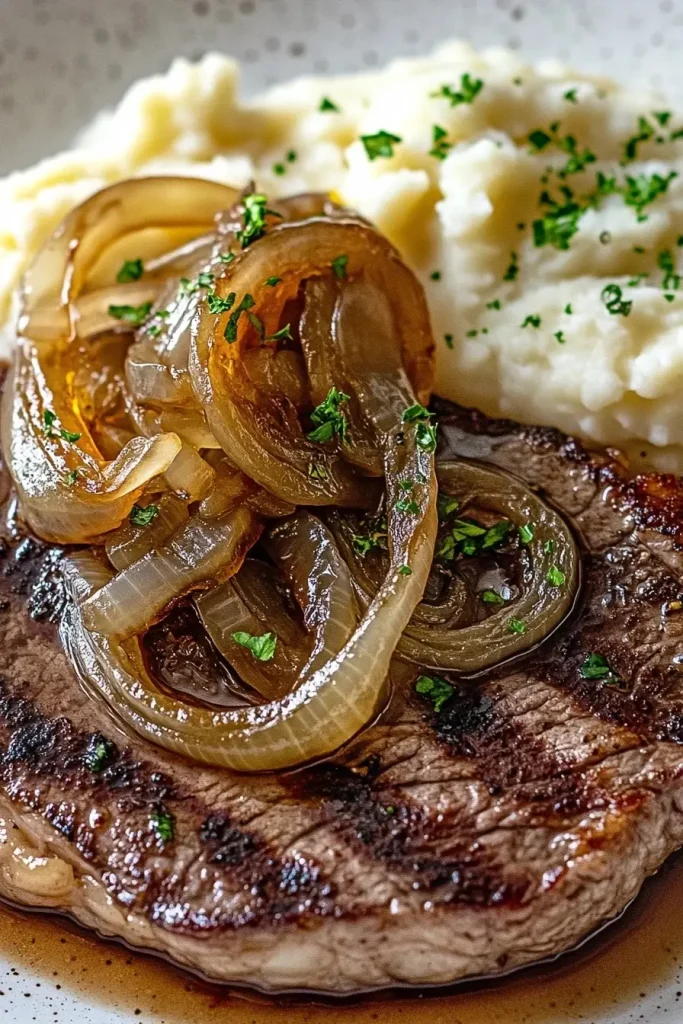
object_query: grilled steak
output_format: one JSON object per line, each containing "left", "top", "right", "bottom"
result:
{"left": 1, "top": 400, "right": 683, "bottom": 994}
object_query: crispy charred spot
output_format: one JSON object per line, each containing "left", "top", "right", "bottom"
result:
{"left": 611, "top": 473, "right": 683, "bottom": 547}
{"left": 296, "top": 761, "right": 531, "bottom": 907}
{"left": 0, "top": 531, "right": 67, "bottom": 622}
{"left": 200, "top": 814, "right": 257, "bottom": 865}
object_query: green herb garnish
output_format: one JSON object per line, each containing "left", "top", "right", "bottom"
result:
{"left": 508, "top": 618, "right": 527, "bottom": 634}
{"left": 547, "top": 564, "right": 566, "bottom": 586}
{"left": 563, "top": 88, "right": 578, "bottom": 103}
{"left": 431, "top": 73, "right": 484, "bottom": 106}
{"left": 331, "top": 254, "right": 349, "bottom": 279}
{"left": 430, "top": 124, "right": 452, "bottom": 160}
{"left": 519, "top": 522, "right": 534, "bottom": 545}
{"left": 402, "top": 403, "right": 437, "bottom": 452}
{"left": 398, "top": 565, "right": 413, "bottom": 576}
{"left": 579, "top": 652, "right": 617, "bottom": 680}
{"left": 84, "top": 735, "right": 116, "bottom": 773}
{"left": 622, "top": 172, "right": 678, "bottom": 221}
{"left": 231, "top": 631, "right": 277, "bottom": 662}
{"left": 116, "top": 258, "right": 144, "bottom": 284}
{"left": 129, "top": 503, "right": 160, "bottom": 527}
{"left": 361, "top": 130, "right": 402, "bottom": 161}
{"left": 264, "top": 276, "right": 281, "bottom": 287}
{"left": 503, "top": 251, "right": 519, "bottom": 281}
{"left": 207, "top": 290, "right": 236, "bottom": 315}
{"left": 64, "top": 469, "right": 79, "bottom": 487}
{"left": 522, "top": 314, "right": 541, "bottom": 328}
{"left": 150, "top": 807, "right": 175, "bottom": 844}
{"left": 481, "top": 589, "right": 505, "bottom": 605}
{"left": 308, "top": 387, "right": 350, "bottom": 443}
{"left": 108, "top": 301, "right": 153, "bottom": 327}
{"left": 224, "top": 293, "right": 256, "bottom": 342}
{"left": 415, "top": 673, "right": 455, "bottom": 712}
{"left": 601, "top": 283, "right": 632, "bottom": 317}
{"left": 237, "top": 193, "right": 281, "bottom": 249}
{"left": 554, "top": 330, "right": 566, "bottom": 344}
{"left": 42, "top": 409, "right": 81, "bottom": 443}
{"left": 319, "top": 96, "right": 340, "bottom": 112}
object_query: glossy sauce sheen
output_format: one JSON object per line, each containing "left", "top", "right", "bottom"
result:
{"left": 2, "top": 855, "right": 683, "bottom": 1022}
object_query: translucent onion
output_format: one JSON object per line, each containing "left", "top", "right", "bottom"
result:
{"left": 21, "top": 176, "right": 238, "bottom": 343}
{"left": 105, "top": 494, "right": 190, "bottom": 571}
{"left": 81, "top": 505, "right": 261, "bottom": 638}
{"left": 63, "top": 472, "right": 435, "bottom": 769}
{"left": 189, "top": 216, "right": 433, "bottom": 506}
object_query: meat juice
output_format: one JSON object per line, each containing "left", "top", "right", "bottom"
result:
{"left": 0, "top": 852, "right": 682, "bottom": 1024}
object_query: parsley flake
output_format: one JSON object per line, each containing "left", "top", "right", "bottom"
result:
{"left": 308, "top": 387, "right": 350, "bottom": 443}
{"left": 402, "top": 403, "right": 437, "bottom": 452}
{"left": 444, "top": 333, "right": 454, "bottom": 349}
{"left": 224, "top": 294, "right": 256, "bottom": 342}
{"left": 564, "top": 303, "right": 573, "bottom": 314}
{"left": 601, "top": 283, "right": 632, "bottom": 317}
{"left": 547, "top": 564, "right": 566, "bottom": 586}
{"left": 264, "top": 276, "right": 281, "bottom": 287}
{"left": 84, "top": 734, "right": 116, "bottom": 773}
{"left": 415, "top": 674, "right": 454, "bottom": 712}
{"left": 64, "top": 469, "right": 79, "bottom": 487}
{"left": 555, "top": 330, "right": 566, "bottom": 344}
{"left": 207, "top": 291, "right": 236, "bottom": 315}
{"left": 522, "top": 314, "right": 541, "bottom": 328}
{"left": 430, "top": 124, "right": 452, "bottom": 160}
{"left": 431, "top": 270, "right": 442, "bottom": 281}
{"left": 42, "top": 409, "right": 81, "bottom": 443}
{"left": 503, "top": 252, "right": 519, "bottom": 281}
{"left": 623, "top": 115, "right": 656, "bottom": 162}
{"left": 219, "top": 252, "right": 236, "bottom": 264}
{"left": 361, "top": 130, "right": 402, "bottom": 161}
{"left": 129, "top": 503, "right": 160, "bottom": 527}
{"left": 579, "top": 652, "right": 617, "bottom": 681}
{"left": 319, "top": 96, "right": 340, "bottom": 112}
{"left": 509, "top": 618, "right": 527, "bottom": 635}
{"left": 481, "top": 589, "right": 505, "bottom": 605}
{"left": 331, "top": 254, "right": 349, "bottom": 279}
{"left": 519, "top": 522, "right": 534, "bottom": 545}
{"left": 622, "top": 171, "right": 678, "bottom": 221}
{"left": 529, "top": 129, "right": 552, "bottom": 152}
{"left": 431, "top": 73, "right": 484, "bottom": 107}
{"left": 237, "top": 193, "right": 280, "bottom": 249}
{"left": 398, "top": 565, "right": 413, "bottom": 576}
{"left": 150, "top": 807, "right": 175, "bottom": 844}
{"left": 658, "top": 249, "right": 680, "bottom": 292}
{"left": 116, "top": 258, "right": 144, "bottom": 284}
{"left": 563, "top": 88, "right": 578, "bottom": 103}
{"left": 486, "top": 298, "right": 502, "bottom": 310}
{"left": 231, "top": 631, "right": 277, "bottom": 662}
{"left": 108, "top": 301, "right": 153, "bottom": 327}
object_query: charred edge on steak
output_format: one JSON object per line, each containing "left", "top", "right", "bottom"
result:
{"left": 294, "top": 758, "right": 532, "bottom": 907}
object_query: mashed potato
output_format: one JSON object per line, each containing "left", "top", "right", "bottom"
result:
{"left": 2, "top": 41, "right": 683, "bottom": 467}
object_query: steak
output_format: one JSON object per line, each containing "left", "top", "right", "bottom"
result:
{"left": 1, "top": 401, "right": 683, "bottom": 994}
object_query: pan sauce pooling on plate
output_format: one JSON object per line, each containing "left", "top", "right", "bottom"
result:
{"left": 2, "top": 41, "right": 683, "bottom": 471}
{"left": 2, "top": 177, "right": 579, "bottom": 770}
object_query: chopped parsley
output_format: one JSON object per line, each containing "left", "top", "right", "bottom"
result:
{"left": 352, "top": 525, "right": 387, "bottom": 556}
{"left": 564, "top": 303, "right": 573, "bottom": 314}
{"left": 42, "top": 409, "right": 81, "bottom": 443}
{"left": 267, "top": 323, "right": 293, "bottom": 343}
{"left": 431, "top": 73, "right": 484, "bottom": 106}
{"left": 429, "top": 124, "right": 452, "bottom": 160}
{"left": 224, "top": 293, "right": 256, "bottom": 342}
{"left": 437, "top": 494, "right": 460, "bottom": 520}
{"left": 150, "top": 807, "right": 175, "bottom": 844}
{"left": 481, "top": 588, "right": 505, "bottom": 605}
{"left": 543, "top": 539, "right": 555, "bottom": 555}
{"left": 398, "top": 565, "right": 413, "bottom": 576}
{"left": 547, "top": 564, "right": 566, "bottom": 587}
{"left": 444, "top": 333, "right": 454, "bottom": 349}
{"left": 431, "top": 270, "right": 442, "bottom": 281}
{"left": 415, "top": 673, "right": 454, "bottom": 712}
{"left": 563, "top": 88, "right": 578, "bottom": 103}
{"left": 623, "top": 115, "right": 656, "bottom": 162}
{"left": 579, "top": 652, "right": 617, "bottom": 681}
{"left": 361, "top": 130, "right": 402, "bottom": 161}
{"left": 521, "top": 314, "right": 541, "bottom": 328}
{"left": 84, "top": 734, "right": 116, "bottom": 773}
{"left": 532, "top": 193, "right": 582, "bottom": 251}
{"left": 508, "top": 618, "right": 527, "bottom": 635}
{"left": 207, "top": 291, "right": 236, "bottom": 315}
{"left": 519, "top": 522, "right": 534, "bottom": 545}
{"left": 439, "top": 517, "right": 512, "bottom": 559}
{"left": 622, "top": 171, "right": 678, "bottom": 221}
{"left": 481, "top": 519, "right": 513, "bottom": 550}
{"left": 219, "top": 252, "right": 236, "bottom": 264}
{"left": 658, "top": 249, "right": 680, "bottom": 291}
{"left": 308, "top": 387, "right": 350, "bottom": 443}
{"left": 601, "top": 283, "right": 632, "bottom": 317}
{"left": 64, "top": 469, "right": 79, "bottom": 487}
{"left": 116, "top": 258, "right": 144, "bottom": 283}
{"left": 486, "top": 298, "right": 501, "bottom": 310}
{"left": 396, "top": 496, "right": 420, "bottom": 515}
{"left": 237, "top": 193, "right": 280, "bottom": 249}
{"left": 231, "top": 631, "right": 277, "bottom": 662}
{"left": 129, "top": 503, "right": 159, "bottom": 527}
{"left": 402, "top": 403, "right": 437, "bottom": 453}
{"left": 308, "top": 461, "right": 328, "bottom": 480}
{"left": 331, "top": 254, "right": 349, "bottom": 279}
{"left": 264, "top": 275, "right": 281, "bottom": 287}
{"left": 529, "top": 129, "right": 552, "bottom": 152}
{"left": 248, "top": 313, "right": 265, "bottom": 337}
{"left": 108, "top": 301, "right": 153, "bottom": 327}
{"left": 554, "top": 330, "right": 566, "bottom": 344}
{"left": 319, "top": 96, "right": 340, "bottom": 112}
{"left": 503, "top": 251, "right": 519, "bottom": 281}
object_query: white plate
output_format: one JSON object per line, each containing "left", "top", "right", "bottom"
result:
{"left": 1, "top": 1, "right": 683, "bottom": 1021}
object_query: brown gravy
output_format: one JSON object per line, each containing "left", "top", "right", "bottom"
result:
{"left": 1, "top": 854, "right": 683, "bottom": 1022}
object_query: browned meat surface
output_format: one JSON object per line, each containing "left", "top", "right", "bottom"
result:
{"left": 1, "top": 401, "right": 683, "bottom": 993}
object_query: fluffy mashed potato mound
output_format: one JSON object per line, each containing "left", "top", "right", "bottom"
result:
{"left": 2, "top": 41, "right": 683, "bottom": 466}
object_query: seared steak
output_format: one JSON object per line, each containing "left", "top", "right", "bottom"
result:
{"left": 1, "top": 402, "right": 683, "bottom": 993}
